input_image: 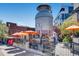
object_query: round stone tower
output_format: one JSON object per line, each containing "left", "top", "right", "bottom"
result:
{"left": 35, "top": 4, "right": 53, "bottom": 36}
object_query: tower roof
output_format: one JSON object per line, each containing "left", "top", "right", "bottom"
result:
{"left": 37, "top": 4, "right": 51, "bottom": 11}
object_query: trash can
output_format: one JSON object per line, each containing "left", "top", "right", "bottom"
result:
{"left": 2, "top": 38, "right": 7, "bottom": 45}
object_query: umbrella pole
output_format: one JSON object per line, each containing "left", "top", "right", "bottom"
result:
{"left": 72, "top": 30, "right": 74, "bottom": 56}
{"left": 29, "top": 34, "right": 31, "bottom": 48}
{"left": 29, "top": 34, "right": 32, "bottom": 48}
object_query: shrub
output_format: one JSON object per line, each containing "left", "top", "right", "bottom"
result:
{"left": 63, "top": 36, "right": 72, "bottom": 43}
{"left": 75, "top": 31, "right": 79, "bottom": 37}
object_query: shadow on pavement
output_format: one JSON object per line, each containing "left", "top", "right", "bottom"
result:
{"left": 15, "top": 50, "right": 43, "bottom": 56}
{"left": 7, "top": 49, "right": 24, "bottom": 54}
{"left": 5, "top": 47, "right": 17, "bottom": 50}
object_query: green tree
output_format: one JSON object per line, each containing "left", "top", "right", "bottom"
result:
{"left": 58, "top": 13, "right": 79, "bottom": 43}
{"left": 0, "top": 20, "right": 8, "bottom": 38}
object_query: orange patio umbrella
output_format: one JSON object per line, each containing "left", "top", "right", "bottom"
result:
{"left": 65, "top": 25, "right": 79, "bottom": 34}
{"left": 12, "top": 32, "right": 28, "bottom": 39}
{"left": 65, "top": 25, "right": 79, "bottom": 30}
{"left": 12, "top": 32, "right": 28, "bottom": 36}
{"left": 19, "top": 31, "right": 28, "bottom": 36}
{"left": 24, "top": 30, "right": 39, "bottom": 35}
{"left": 12, "top": 32, "right": 20, "bottom": 36}
{"left": 12, "top": 32, "right": 21, "bottom": 37}
{"left": 31, "top": 31, "right": 39, "bottom": 35}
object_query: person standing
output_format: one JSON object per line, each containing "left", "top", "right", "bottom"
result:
{"left": 53, "top": 31, "right": 59, "bottom": 45}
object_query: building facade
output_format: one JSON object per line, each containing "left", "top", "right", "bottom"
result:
{"left": 54, "top": 5, "right": 73, "bottom": 26}
{"left": 35, "top": 4, "right": 53, "bottom": 36}
{"left": 73, "top": 3, "right": 79, "bottom": 21}
{"left": 74, "top": 3, "right": 79, "bottom": 10}
{"left": 6, "top": 22, "right": 35, "bottom": 35}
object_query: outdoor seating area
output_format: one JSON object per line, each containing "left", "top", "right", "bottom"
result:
{"left": 0, "top": 3, "right": 79, "bottom": 56}
{"left": 0, "top": 26, "right": 79, "bottom": 56}
{"left": 0, "top": 23, "right": 79, "bottom": 56}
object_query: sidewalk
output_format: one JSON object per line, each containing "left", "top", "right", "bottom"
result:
{"left": 0, "top": 48, "right": 4, "bottom": 56}
{"left": 0, "top": 45, "right": 15, "bottom": 56}
{"left": 14, "top": 45, "right": 47, "bottom": 56}
{"left": 0, "top": 45, "right": 47, "bottom": 56}
{"left": 13, "top": 42, "right": 47, "bottom": 56}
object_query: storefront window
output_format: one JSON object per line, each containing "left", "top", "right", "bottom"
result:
{"left": 68, "top": 7, "right": 73, "bottom": 13}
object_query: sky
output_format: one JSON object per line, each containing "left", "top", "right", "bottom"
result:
{"left": 0, "top": 3, "right": 73, "bottom": 28}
